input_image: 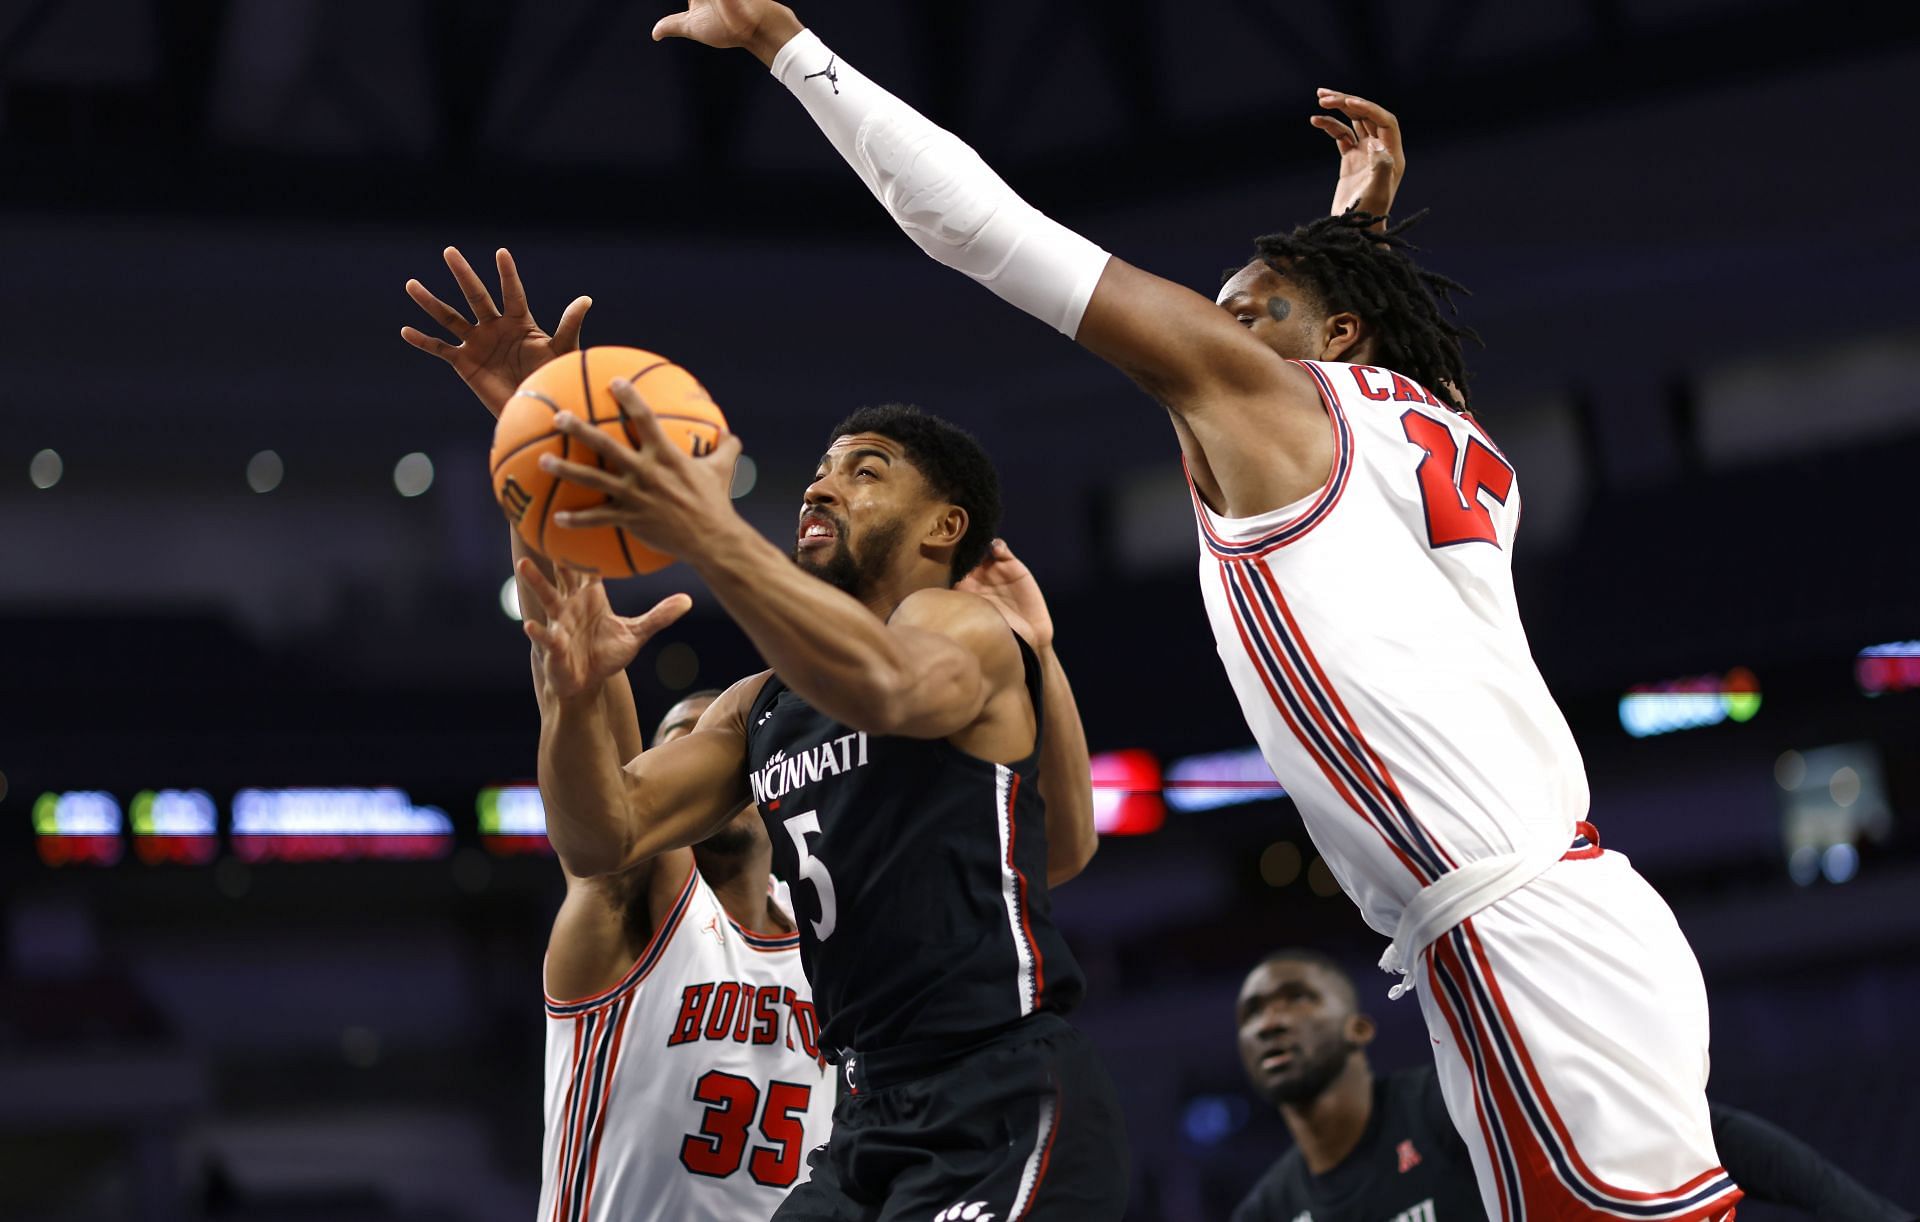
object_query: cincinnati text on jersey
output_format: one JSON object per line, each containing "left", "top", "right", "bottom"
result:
{"left": 748, "top": 733, "right": 870, "bottom": 806}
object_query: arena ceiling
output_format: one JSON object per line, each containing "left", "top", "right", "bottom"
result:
{"left": 2, "top": 0, "right": 1912, "bottom": 229}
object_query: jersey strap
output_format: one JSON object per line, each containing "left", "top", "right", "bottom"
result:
{"left": 1186, "top": 360, "right": 1353, "bottom": 558}
{"left": 545, "top": 864, "right": 698, "bottom": 1017}
{"left": 1010, "top": 630, "right": 1045, "bottom": 768}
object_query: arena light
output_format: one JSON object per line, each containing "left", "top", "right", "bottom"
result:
{"left": 393, "top": 452, "right": 435, "bottom": 497}
{"left": 1856, "top": 640, "right": 1920, "bottom": 696}
{"left": 231, "top": 787, "right": 453, "bottom": 862}
{"left": 1618, "top": 667, "right": 1761, "bottom": 738}
{"left": 32, "top": 790, "right": 123, "bottom": 866}
{"left": 1089, "top": 749, "right": 1165, "bottom": 836}
{"left": 477, "top": 785, "right": 554, "bottom": 856}
{"left": 130, "top": 788, "right": 219, "bottom": 865}
{"left": 246, "top": 449, "right": 284, "bottom": 493}
{"left": 29, "top": 448, "right": 62, "bottom": 489}
{"left": 1163, "top": 746, "right": 1287, "bottom": 811}
{"left": 1777, "top": 742, "right": 1890, "bottom": 887}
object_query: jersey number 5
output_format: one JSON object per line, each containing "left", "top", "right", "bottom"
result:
{"left": 782, "top": 811, "right": 838, "bottom": 941}
{"left": 1402, "top": 410, "right": 1515, "bottom": 548}
{"left": 680, "top": 1071, "right": 814, "bottom": 1188}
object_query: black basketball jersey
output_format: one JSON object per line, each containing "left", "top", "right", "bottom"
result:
{"left": 1231, "top": 1069, "right": 1482, "bottom": 1222}
{"left": 743, "top": 634, "right": 1084, "bottom": 1066}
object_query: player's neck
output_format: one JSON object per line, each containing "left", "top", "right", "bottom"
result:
{"left": 860, "top": 566, "right": 950, "bottom": 624}
{"left": 695, "top": 847, "right": 794, "bottom": 935}
{"left": 1279, "top": 1055, "right": 1374, "bottom": 1175}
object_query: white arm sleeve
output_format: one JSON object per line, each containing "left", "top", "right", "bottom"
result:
{"left": 770, "top": 29, "right": 1112, "bottom": 338}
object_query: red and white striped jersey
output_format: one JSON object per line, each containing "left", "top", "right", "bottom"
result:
{"left": 538, "top": 866, "right": 834, "bottom": 1222}
{"left": 1192, "top": 361, "right": 1590, "bottom": 935}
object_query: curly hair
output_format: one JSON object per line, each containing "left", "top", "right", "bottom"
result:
{"left": 1246, "top": 209, "right": 1481, "bottom": 412}
{"left": 825, "top": 403, "right": 1002, "bottom": 582}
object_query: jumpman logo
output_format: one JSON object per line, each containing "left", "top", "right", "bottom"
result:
{"left": 804, "top": 55, "right": 840, "bottom": 94}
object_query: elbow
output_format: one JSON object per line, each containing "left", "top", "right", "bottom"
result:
{"left": 542, "top": 787, "right": 651, "bottom": 881}
{"left": 550, "top": 813, "right": 642, "bottom": 880}
{"left": 1049, "top": 829, "right": 1099, "bottom": 888}
{"left": 837, "top": 660, "right": 926, "bottom": 737}
{"left": 554, "top": 841, "right": 626, "bottom": 881}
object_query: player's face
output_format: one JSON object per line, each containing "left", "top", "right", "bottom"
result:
{"left": 1217, "top": 260, "right": 1326, "bottom": 362}
{"left": 796, "top": 432, "right": 927, "bottom": 599}
{"left": 1235, "top": 959, "right": 1368, "bottom": 1107}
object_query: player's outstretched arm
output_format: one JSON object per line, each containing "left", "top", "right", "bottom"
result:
{"left": 519, "top": 562, "right": 753, "bottom": 876}
{"left": 653, "top": 2, "right": 1332, "bottom": 507}
{"left": 958, "top": 540, "right": 1098, "bottom": 886}
{"left": 400, "top": 247, "right": 649, "bottom": 767}
{"left": 1708, "top": 1102, "right": 1912, "bottom": 1221}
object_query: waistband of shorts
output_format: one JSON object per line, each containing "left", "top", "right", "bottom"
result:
{"left": 833, "top": 1010, "right": 1072, "bottom": 1095}
{"left": 1377, "top": 820, "right": 1604, "bottom": 1001}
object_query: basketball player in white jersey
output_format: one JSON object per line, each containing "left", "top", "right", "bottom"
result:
{"left": 654, "top": 6, "right": 1740, "bottom": 1220}
{"left": 401, "top": 255, "right": 835, "bottom": 1221}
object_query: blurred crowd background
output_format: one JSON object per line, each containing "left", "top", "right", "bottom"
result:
{"left": 2, "top": 0, "right": 1917, "bottom": 1218}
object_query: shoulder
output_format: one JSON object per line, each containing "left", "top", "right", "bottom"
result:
{"left": 707, "top": 670, "right": 777, "bottom": 730}
{"left": 547, "top": 853, "right": 698, "bottom": 1004}
{"left": 892, "top": 587, "right": 1030, "bottom": 653}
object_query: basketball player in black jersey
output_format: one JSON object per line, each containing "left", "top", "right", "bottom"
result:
{"left": 1232, "top": 951, "right": 1912, "bottom": 1222}
{"left": 401, "top": 246, "right": 1121, "bottom": 1217}
{"left": 510, "top": 378, "right": 1125, "bottom": 1218}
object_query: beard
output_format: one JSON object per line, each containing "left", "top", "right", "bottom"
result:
{"left": 697, "top": 815, "right": 760, "bottom": 859}
{"left": 1264, "top": 1039, "right": 1354, "bottom": 1106}
{"left": 795, "top": 512, "right": 908, "bottom": 600}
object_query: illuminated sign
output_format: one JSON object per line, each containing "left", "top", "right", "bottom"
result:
{"left": 1618, "top": 667, "right": 1761, "bottom": 738}
{"left": 33, "top": 791, "right": 123, "bottom": 867}
{"left": 1163, "top": 747, "right": 1287, "bottom": 811}
{"left": 1089, "top": 750, "right": 1165, "bottom": 836}
{"left": 130, "top": 789, "right": 219, "bottom": 865}
{"left": 1856, "top": 641, "right": 1920, "bottom": 696}
{"left": 477, "top": 785, "right": 554, "bottom": 856}
{"left": 231, "top": 788, "right": 453, "bottom": 862}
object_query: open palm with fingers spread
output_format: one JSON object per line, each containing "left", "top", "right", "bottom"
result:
{"left": 956, "top": 539, "right": 1050, "bottom": 651}
{"left": 401, "top": 246, "right": 592, "bottom": 417}
{"left": 1313, "top": 89, "right": 1406, "bottom": 220}
{"left": 516, "top": 559, "right": 692, "bottom": 702}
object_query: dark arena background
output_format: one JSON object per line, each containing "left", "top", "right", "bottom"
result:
{"left": 3, "top": 0, "right": 1918, "bottom": 1219}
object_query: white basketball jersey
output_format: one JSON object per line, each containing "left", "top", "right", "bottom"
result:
{"left": 1193, "top": 361, "right": 1590, "bottom": 936}
{"left": 538, "top": 866, "right": 834, "bottom": 1222}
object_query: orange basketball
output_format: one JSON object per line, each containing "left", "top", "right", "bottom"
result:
{"left": 489, "top": 347, "right": 728, "bottom": 577}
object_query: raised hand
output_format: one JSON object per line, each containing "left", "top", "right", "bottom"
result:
{"left": 651, "top": 0, "right": 803, "bottom": 65}
{"left": 518, "top": 559, "right": 692, "bottom": 702}
{"left": 1313, "top": 89, "right": 1406, "bottom": 221}
{"left": 538, "top": 379, "right": 745, "bottom": 561}
{"left": 401, "top": 246, "right": 592, "bottom": 417}
{"left": 957, "top": 539, "right": 1051, "bottom": 651}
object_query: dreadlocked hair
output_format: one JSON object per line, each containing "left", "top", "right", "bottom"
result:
{"left": 1249, "top": 209, "right": 1481, "bottom": 413}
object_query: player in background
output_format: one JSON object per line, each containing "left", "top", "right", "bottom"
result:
{"left": 1231, "top": 951, "right": 1913, "bottom": 1222}
{"left": 652, "top": 6, "right": 1740, "bottom": 1220}
{"left": 402, "top": 252, "right": 835, "bottom": 1222}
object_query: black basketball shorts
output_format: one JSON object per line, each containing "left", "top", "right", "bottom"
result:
{"left": 774, "top": 1012, "right": 1129, "bottom": 1221}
